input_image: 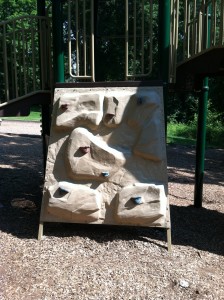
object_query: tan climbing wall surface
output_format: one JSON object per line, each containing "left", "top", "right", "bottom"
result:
{"left": 39, "top": 86, "right": 170, "bottom": 229}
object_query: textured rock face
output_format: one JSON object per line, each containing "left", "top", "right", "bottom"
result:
{"left": 67, "top": 127, "right": 125, "bottom": 181}
{"left": 47, "top": 182, "right": 102, "bottom": 222}
{"left": 56, "top": 93, "right": 103, "bottom": 130}
{"left": 40, "top": 86, "right": 169, "bottom": 229}
{"left": 116, "top": 184, "right": 167, "bottom": 225}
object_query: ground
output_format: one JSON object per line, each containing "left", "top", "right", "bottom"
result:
{"left": 0, "top": 121, "right": 223, "bottom": 300}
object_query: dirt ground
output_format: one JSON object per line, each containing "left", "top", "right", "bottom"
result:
{"left": 0, "top": 125, "right": 223, "bottom": 299}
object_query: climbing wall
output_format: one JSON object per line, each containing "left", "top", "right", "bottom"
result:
{"left": 39, "top": 85, "right": 170, "bottom": 229}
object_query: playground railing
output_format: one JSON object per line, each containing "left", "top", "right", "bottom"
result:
{"left": 182, "top": 0, "right": 224, "bottom": 60}
{"left": 125, "top": 0, "right": 153, "bottom": 79}
{"left": 170, "top": 0, "right": 180, "bottom": 83}
{"left": 169, "top": 0, "right": 224, "bottom": 82}
{"left": 0, "top": 15, "right": 51, "bottom": 105}
{"left": 65, "top": 0, "right": 154, "bottom": 81}
{"left": 67, "top": 0, "right": 95, "bottom": 81}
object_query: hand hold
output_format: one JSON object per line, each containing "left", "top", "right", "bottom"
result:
{"left": 79, "top": 146, "right": 90, "bottom": 154}
{"left": 101, "top": 171, "right": 110, "bottom": 177}
{"left": 137, "top": 97, "right": 144, "bottom": 105}
{"left": 60, "top": 104, "right": 68, "bottom": 110}
{"left": 132, "top": 196, "right": 143, "bottom": 205}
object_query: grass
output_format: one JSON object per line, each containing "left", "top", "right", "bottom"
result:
{"left": 167, "top": 121, "right": 224, "bottom": 148}
{"left": 167, "top": 122, "right": 197, "bottom": 146}
{"left": 2, "top": 106, "right": 41, "bottom": 122}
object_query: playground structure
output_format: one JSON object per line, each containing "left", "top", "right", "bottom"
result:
{"left": 0, "top": 0, "right": 223, "bottom": 247}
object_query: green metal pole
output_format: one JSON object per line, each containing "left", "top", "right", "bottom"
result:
{"left": 159, "top": 0, "right": 170, "bottom": 83}
{"left": 52, "top": 0, "right": 65, "bottom": 83}
{"left": 37, "top": 0, "right": 46, "bottom": 16}
{"left": 194, "top": 5, "right": 211, "bottom": 207}
{"left": 37, "top": 0, "right": 50, "bottom": 170}
{"left": 194, "top": 79, "right": 209, "bottom": 207}
{"left": 158, "top": 0, "right": 170, "bottom": 134}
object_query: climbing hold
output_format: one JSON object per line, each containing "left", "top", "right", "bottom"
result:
{"left": 101, "top": 171, "right": 110, "bottom": 177}
{"left": 60, "top": 104, "right": 68, "bottom": 110}
{"left": 79, "top": 146, "right": 90, "bottom": 154}
{"left": 137, "top": 97, "right": 144, "bottom": 105}
{"left": 132, "top": 196, "right": 143, "bottom": 205}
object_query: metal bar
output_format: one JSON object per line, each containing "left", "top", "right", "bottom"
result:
{"left": 169, "top": 0, "right": 174, "bottom": 81}
{"left": 133, "top": 0, "right": 137, "bottom": 75}
{"left": 187, "top": 1, "right": 190, "bottom": 57}
{"left": 0, "top": 15, "right": 47, "bottom": 26}
{"left": 37, "top": 0, "right": 46, "bottom": 17}
{"left": 22, "top": 26, "right": 28, "bottom": 95}
{"left": 91, "top": 0, "right": 95, "bottom": 82}
{"left": 149, "top": 0, "right": 153, "bottom": 75}
{"left": 192, "top": 0, "right": 196, "bottom": 54}
{"left": 10, "top": 41, "right": 14, "bottom": 99}
{"left": 76, "top": 0, "right": 80, "bottom": 76}
{"left": 141, "top": 0, "right": 144, "bottom": 74}
{"left": 202, "top": 0, "right": 206, "bottom": 50}
{"left": 194, "top": 79, "right": 209, "bottom": 207}
{"left": 198, "top": 11, "right": 203, "bottom": 52}
{"left": 183, "top": 0, "right": 187, "bottom": 59}
{"left": 12, "top": 20, "right": 18, "bottom": 98}
{"left": 174, "top": 0, "right": 179, "bottom": 81}
{"left": 159, "top": 0, "right": 170, "bottom": 83}
{"left": 52, "top": 0, "right": 65, "bottom": 83}
{"left": 3, "top": 24, "right": 9, "bottom": 101}
{"left": 211, "top": 0, "right": 216, "bottom": 45}
{"left": 31, "top": 26, "right": 36, "bottom": 91}
{"left": 194, "top": 2, "right": 211, "bottom": 208}
{"left": 126, "top": 73, "right": 153, "bottom": 78}
{"left": 170, "top": 0, "right": 179, "bottom": 83}
{"left": 125, "top": 0, "right": 129, "bottom": 79}
{"left": 94, "top": 34, "right": 150, "bottom": 39}
{"left": 39, "top": 20, "right": 45, "bottom": 89}
{"left": 83, "top": 0, "right": 87, "bottom": 76}
{"left": 46, "top": 16, "right": 53, "bottom": 90}
{"left": 68, "top": 75, "right": 93, "bottom": 79}
{"left": 220, "top": 0, "right": 224, "bottom": 44}
{"left": 68, "top": 0, "right": 72, "bottom": 76}
{"left": 16, "top": 31, "right": 22, "bottom": 96}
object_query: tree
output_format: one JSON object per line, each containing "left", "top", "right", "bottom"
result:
{"left": 0, "top": 0, "right": 36, "bottom": 20}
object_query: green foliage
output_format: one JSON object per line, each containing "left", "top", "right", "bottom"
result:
{"left": 167, "top": 92, "right": 199, "bottom": 123}
{"left": 168, "top": 100, "right": 224, "bottom": 148}
{"left": 208, "top": 77, "right": 224, "bottom": 116}
{"left": 0, "top": 0, "right": 36, "bottom": 20}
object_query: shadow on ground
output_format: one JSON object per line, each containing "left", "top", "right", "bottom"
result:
{"left": 167, "top": 144, "right": 224, "bottom": 186}
{"left": 0, "top": 134, "right": 223, "bottom": 256}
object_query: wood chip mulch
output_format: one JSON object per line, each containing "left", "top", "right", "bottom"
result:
{"left": 0, "top": 133, "right": 223, "bottom": 300}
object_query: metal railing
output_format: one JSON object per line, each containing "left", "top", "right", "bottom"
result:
{"left": 3, "top": 1, "right": 222, "bottom": 97}
{"left": 170, "top": 0, "right": 180, "bottom": 82}
{"left": 0, "top": 15, "right": 51, "bottom": 105}
{"left": 67, "top": 0, "right": 95, "bottom": 81}
{"left": 125, "top": 0, "right": 153, "bottom": 79}
{"left": 181, "top": 0, "right": 224, "bottom": 60}
{"left": 169, "top": 0, "right": 224, "bottom": 82}
{"left": 65, "top": 0, "right": 154, "bottom": 81}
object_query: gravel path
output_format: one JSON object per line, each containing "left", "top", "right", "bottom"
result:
{"left": 0, "top": 122, "right": 223, "bottom": 299}
{"left": 0, "top": 120, "right": 41, "bottom": 136}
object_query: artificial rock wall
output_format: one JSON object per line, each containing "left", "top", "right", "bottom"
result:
{"left": 39, "top": 86, "right": 170, "bottom": 228}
